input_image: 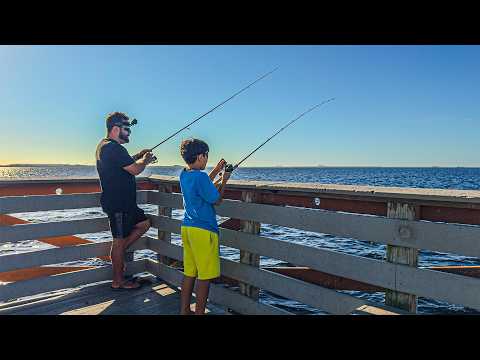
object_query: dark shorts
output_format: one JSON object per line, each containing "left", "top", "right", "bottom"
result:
{"left": 107, "top": 206, "right": 148, "bottom": 239}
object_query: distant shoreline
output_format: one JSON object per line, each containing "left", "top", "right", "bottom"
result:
{"left": 1, "top": 164, "right": 479, "bottom": 169}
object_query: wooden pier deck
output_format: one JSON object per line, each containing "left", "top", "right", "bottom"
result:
{"left": 0, "top": 275, "right": 226, "bottom": 315}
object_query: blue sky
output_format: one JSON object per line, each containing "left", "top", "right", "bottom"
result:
{"left": 1, "top": 45, "right": 479, "bottom": 167}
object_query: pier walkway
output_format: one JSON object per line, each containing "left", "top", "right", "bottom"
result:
{"left": 0, "top": 274, "right": 226, "bottom": 315}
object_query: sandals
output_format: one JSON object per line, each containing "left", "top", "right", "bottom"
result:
{"left": 111, "top": 279, "right": 142, "bottom": 291}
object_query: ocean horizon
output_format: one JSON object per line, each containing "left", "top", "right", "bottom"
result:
{"left": 1, "top": 165, "right": 479, "bottom": 314}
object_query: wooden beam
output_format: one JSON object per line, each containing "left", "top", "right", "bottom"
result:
{"left": 385, "top": 202, "right": 419, "bottom": 313}
{"left": 239, "top": 191, "right": 261, "bottom": 300}
{"left": 264, "top": 267, "right": 384, "bottom": 292}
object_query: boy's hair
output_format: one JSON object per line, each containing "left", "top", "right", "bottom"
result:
{"left": 180, "top": 138, "right": 209, "bottom": 165}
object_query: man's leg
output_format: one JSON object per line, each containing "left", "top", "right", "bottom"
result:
{"left": 124, "top": 218, "right": 151, "bottom": 249}
{"left": 180, "top": 275, "right": 196, "bottom": 315}
{"left": 194, "top": 279, "right": 211, "bottom": 315}
{"left": 110, "top": 238, "right": 125, "bottom": 286}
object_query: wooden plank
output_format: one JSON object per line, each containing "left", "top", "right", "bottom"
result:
{"left": 0, "top": 217, "right": 110, "bottom": 244}
{"left": 145, "top": 259, "right": 292, "bottom": 315}
{"left": 0, "top": 266, "right": 97, "bottom": 283}
{"left": 156, "top": 184, "right": 175, "bottom": 266}
{"left": 0, "top": 277, "right": 183, "bottom": 315}
{"left": 429, "top": 266, "right": 480, "bottom": 278}
{"left": 0, "top": 177, "right": 154, "bottom": 196}
{"left": 0, "top": 260, "right": 146, "bottom": 303}
{"left": 0, "top": 237, "right": 148, "bottom": 273}
{"left": 0, "top": 214, "right": 94, "bottom": 248}
{"left": 147, "top": 217, "right": 480, "bottom": 311}
{"left": 386, "top": 202, "right": 419, "bottom": 313}
{"left": 0, "top": 191, "right": 150, "bottom": 214}
{"left": 239, "top": 191, "right": 261, "bottom": 300}
{"left": 259, "top": 193, "right": 387, "bottom": 216}
{"left": 395, "top": 265, "right": 480, "bottom": 311}
{"left": 146, "top": 238, "right": 404, "bottom": 314}
{"left": 148, "top": 192, "right": 480, "bottom": 258}
{"left": 148, "top": 175, "right": 480, "bottom": 206}
{"left": 264, "top": 267, "right": 384, "bottom": 292}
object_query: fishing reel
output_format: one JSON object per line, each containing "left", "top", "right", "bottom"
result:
{"left": 224, "top": 164, "right": 234, "bottom": 173}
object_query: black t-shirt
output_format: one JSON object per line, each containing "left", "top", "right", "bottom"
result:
{"left": 95, "top": 138, "right": 136, "bottom": 213}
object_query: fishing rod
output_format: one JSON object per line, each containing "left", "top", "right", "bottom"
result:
{"left": 223, "top": 97, "right": 336, "bottom": 173}
{"left": 147, "top": 67, "right": 279, "bottom": 152}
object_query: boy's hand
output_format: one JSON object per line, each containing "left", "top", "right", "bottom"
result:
{"left": 214, "top": 159, "right": 227, "bottom": 172}
{"left": 221, "top": 171, "right": 231, "bottom": 182}
{"left": 209, "top": 158, "right": 227, "bottom": 181}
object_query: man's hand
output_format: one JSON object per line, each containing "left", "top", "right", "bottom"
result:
{"left": 141, "top": 151, "right": 156, "bottom": 165}
{"left": 214, "top": 159, "right": 227, "bottom": 172}
{"left": 134, "top": 149, "right": 152, "bottom": 161}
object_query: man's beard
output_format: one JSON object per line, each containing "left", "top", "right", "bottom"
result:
{"left": 119, "top": 132, "right": 130, "bottom": 143}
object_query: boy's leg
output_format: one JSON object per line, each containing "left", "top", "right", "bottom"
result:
{"left": 180, "top": 275, "right": 196, "bottom": 315}
{"left": 194, "top": 279, "right": 211, "bottom": 315}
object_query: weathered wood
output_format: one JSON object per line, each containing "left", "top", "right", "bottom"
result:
{"left": 0, "top": 277, "right": 226, "bottom": 315}
{"left": 148, "top": 175, "right": 480, "bottom": 206}
{"left": 265, "top": 267, "right": 384, "bottom": 292}
{"left": 0, "top": 260, "right": 146, "bottom": 303}
{"left": 156, "top": 184, "right": 175, "bottom": 266}
{"left": 0, "top": 191, "right": 150, "bottom": 214}
{"left": 148, "top": 192, "right": 480, "bottom": 258}
{"left": 145, "top": 259, "right": 292, "bottom": 315}
{"left": 147, "top": 216, "right": 480, "bottom": 311}
{"left": 239, "top": 191, "right": 261, "bottom": 300}
{"left": 0, "top": 237, "right": 148, "bottom": 273}
{"left": 0, "top": 217, "right": 110, "bottom": 244}
{"left": 145, "top": 238, "right": 405, "bottom": 314}
{"left": 385, "top": 202, "right": 419, "bottom": 312}
{"left": 0, "top": 177, "right": 154, "bottom": 197}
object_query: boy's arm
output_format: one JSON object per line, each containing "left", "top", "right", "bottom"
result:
{"left": 214, "top": 171, "right": 231, "bottom": 205}
{"left": 209, "top": 158, "right": 227, "bottom": 180}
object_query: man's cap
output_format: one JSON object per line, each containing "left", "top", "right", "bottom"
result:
{"left": 106, "top": 112, "right": 135, "bottom": 131}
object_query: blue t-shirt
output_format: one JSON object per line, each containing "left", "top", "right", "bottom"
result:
{"left": 179, "top": 169, "right": 220, "bottom": 233}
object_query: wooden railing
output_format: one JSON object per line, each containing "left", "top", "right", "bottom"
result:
{"left": 1, "top": 175, "right": 479, "bottom": 314}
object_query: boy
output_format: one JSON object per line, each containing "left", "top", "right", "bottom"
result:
{"left": 179, "top": 138, "right": 231, "bottom": 315}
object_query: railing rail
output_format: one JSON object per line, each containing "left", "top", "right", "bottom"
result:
{"left": 1, "top": 176, "right": 479, "bottom": 314}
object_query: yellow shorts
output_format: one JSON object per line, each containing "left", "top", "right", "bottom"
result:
{"left": 181, "top": 226, "right": 220, "bottom": 280}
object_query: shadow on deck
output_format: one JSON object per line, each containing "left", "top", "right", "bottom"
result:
{"left": 0, "top": 275, "right": 227, "bottom": 315}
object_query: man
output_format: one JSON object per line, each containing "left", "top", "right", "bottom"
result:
{"left": 95, "top": 112, "right": 156, "bottom": 290}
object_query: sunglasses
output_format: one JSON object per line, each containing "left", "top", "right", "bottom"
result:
{"left": 116, "top": 123, "right": 131, "bottom": 133}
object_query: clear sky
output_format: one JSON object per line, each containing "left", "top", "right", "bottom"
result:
{"left": 1, "top": 45, "right": 479, "bottom": 167}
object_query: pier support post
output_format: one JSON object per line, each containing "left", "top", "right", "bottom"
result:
{"left": 385, "top": 201, "right": 419, "bottom": 313}
{"left": 157, "top": 184, "right": 175, "bottom": 266}
{"left": 239, "top": 190, "right": 261, "bottom": 300}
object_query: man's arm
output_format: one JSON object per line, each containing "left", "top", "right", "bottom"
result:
{"left": 132, "top": 149, "right": 152, "bottom": 161}
{"left": 123, "top": 152, "right": 155, "bottom": 176}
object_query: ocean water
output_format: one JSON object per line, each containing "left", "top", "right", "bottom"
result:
{"left": 1, "top": 166, "right": 480, "bottom": 314}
